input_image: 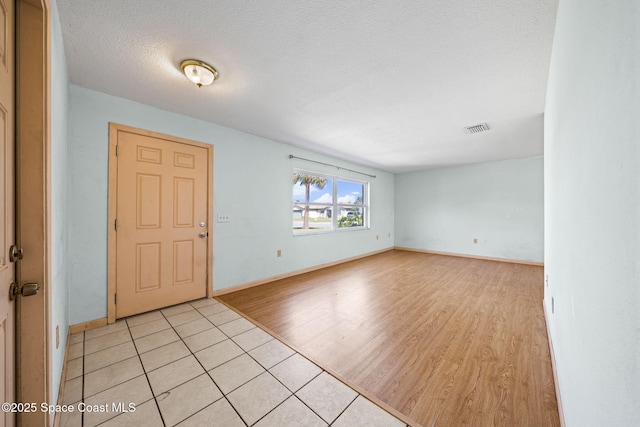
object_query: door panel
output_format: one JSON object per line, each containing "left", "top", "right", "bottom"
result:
{"left": 0, "top": 0, "right": 14, "bottom": 425}
{"left": 115, "top": 130, "right": 209, "bottom": 318}
{"left": 174, "top": 177, "right": 194, "bottom": 227}
{"left": 136, "top": 243, "right": 161, "bottom": 291}
{"left": 136, "top": 174, "right": 161, "bottom": 228}
{"left": 173, "top": 240, "right": 194, "bottom": 284}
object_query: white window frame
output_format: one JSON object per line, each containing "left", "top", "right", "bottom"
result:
{"left": 292, "top": 169, "right": 370, "bottom": 235}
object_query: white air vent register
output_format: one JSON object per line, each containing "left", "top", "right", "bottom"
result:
{"left": 464, "top": 123, "right": 490, "bottom": 134}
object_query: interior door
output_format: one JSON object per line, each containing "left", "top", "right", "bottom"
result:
{"left": 114, "top": 126, "right": 210, "bottom": 318}
{"left": 0, "top": 0, "right": 15, "bottom": 425}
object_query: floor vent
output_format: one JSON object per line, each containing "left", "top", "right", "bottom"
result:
{"left": 464, "top": 123, "right": 490, "bottom": 134}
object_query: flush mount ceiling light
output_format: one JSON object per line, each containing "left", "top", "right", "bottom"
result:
{"left": 180, "top": 59, "right": 218, "bottom": 87}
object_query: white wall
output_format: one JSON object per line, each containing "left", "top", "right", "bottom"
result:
{"left": 544, "top": 1, "right": 640, "bottom": 426}
{"left": 67, "top": 86, "right": 395, "bottom": 325}
{"left": 395, "top": 157, "right": 544, "bottom": 262}
{"left": 50, "top": 0, "right": 70, "bottom": 409}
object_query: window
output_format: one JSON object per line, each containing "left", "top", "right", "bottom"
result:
{"left": 292, "top": 169, "right": 369, "bottom": 235}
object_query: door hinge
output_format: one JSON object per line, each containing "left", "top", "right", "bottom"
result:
{"left": 114, "top": 293, "right": 117, "bottom": 304}
{"left": 115, "top": 218, "right": 119, "bottom": 231}
{"left": 115, "top": 145, "right": 119, "bottom": 156}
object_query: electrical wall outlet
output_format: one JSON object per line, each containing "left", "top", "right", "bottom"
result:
{"left": 277, "top": 249, "right": 282, "bottom": 257}
{"left": 217, "top": 213, "right": 230, "bottom": 223}
{"left": 473, "top": 238, "right": 478, "bottom": 244}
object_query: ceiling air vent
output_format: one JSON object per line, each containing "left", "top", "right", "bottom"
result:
{"left": 464, "top": 123, "right": 490, "bottom": 134}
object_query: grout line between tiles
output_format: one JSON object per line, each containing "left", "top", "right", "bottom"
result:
{"left": 218, "top": 297, "right": 413, "bottom": 426}
{"left": 192, "top": 300, "right": 355, "bottom": 426}
{"left": 264, "top": 359, "right": 331, "bottom": 426}
{"left": 180, "top": 301, "right": 248, "bottom": 426}
{"left": 143, "top": 353, "right": 192, "bottom": 376}
{"left": 125, "top": 318, "right": 167, "bottom": 426}
{"left": 327, "top": 393, "right": 360, "bottom": 425}
{"left": 218, "top": 317, "right": 333, "bottom": 426}
{"left": 159, "top": 302, "right": 238, "bottom": 425}
{"left": 64, "top": 299, "right": 408, "bottom": 426}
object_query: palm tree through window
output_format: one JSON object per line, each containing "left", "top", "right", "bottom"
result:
{"left": 292, "top": 169, "right": 368, "bottom": 235}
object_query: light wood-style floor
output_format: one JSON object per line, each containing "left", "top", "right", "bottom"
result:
{"left": 220, "top": 250, "right": 560, "bottom": 427}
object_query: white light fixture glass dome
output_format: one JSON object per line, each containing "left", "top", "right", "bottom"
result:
{"left": 180, "top": 59, "right": 218, "bottom": 87}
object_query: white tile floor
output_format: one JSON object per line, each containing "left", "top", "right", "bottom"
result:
{"left": 58, "top": 298, "right": 408, "bottom": 426}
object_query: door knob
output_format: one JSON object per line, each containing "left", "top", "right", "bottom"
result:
{"left": 9, "top": 282, "right": 39, "bottom": 300}
{"left": 199, "top": 232, "right": 208, "bottom": 238}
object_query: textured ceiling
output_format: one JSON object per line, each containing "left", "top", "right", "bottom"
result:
{"left": 56, "top": 0, "right": 558, "bottom": 173}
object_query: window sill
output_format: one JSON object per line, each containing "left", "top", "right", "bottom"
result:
{"left": 293, "top": 226, "right": 370, "bottom": 237}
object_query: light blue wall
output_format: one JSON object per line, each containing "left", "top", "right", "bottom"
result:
{"left": 395, "top": 157, "right": 544, "bottom": 262}
{"left": 50, "top": 0, "right": 70, "bottom": 409}
{"left": 544, "top": 0, "right": 640, "bottom": 425}
{"left": 67, "top": 85, "right": 395, "bottom": 325}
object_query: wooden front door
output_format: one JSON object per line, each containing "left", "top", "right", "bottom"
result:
{"left": 0, "top": 0, "right": 15, "bottom": 425}
{"left": 110, "top": 124, "right": 211, "bottom": 319}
